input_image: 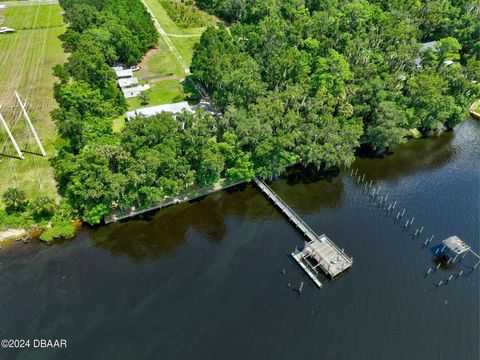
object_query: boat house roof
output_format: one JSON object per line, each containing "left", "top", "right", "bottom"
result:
{"left": 443, "top": 236, "right": 471, "bottom": 255}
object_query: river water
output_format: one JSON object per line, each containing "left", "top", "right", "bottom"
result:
{"left": 1, "top": 120, "right": 479, "bottom": 360}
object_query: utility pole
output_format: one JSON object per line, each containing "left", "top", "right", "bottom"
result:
{"left": 15, "top": 91, "right": 46, "bottom": 156}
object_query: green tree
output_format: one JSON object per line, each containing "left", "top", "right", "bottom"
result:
{"left": 29, "top": 196, "right": 56, "bottom": 220}
{"left": 365, "top": 101, "right": 409, "bottom": 151}
{"left": 2, "top": 187, "right": 27, "bottom": 213}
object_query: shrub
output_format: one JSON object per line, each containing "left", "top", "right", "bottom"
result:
{"left": 2, "top": 187, "right": 27, "bottom": 213}
{"left": 160, "top": 0, "right": 216, "bottom": 28}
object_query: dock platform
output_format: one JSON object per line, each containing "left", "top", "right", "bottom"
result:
{"left": 254, "top": 178, "right": 353, "bottom": 283}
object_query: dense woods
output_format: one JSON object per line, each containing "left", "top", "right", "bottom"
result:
{"left": 51, "top": 0, "right": 253, "bottom": 224}
{"left": 192, "top": 0, "right": 479, "bottom": 159}
{"left": 47, "top": 0, "right": 479, "bottom": 225}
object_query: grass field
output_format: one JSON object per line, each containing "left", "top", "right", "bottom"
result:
{"left": 0, "top": 3, "right": 66, "bottom": 203}
{"left": 112, "top": 0, "right": 210, "bottom": 131}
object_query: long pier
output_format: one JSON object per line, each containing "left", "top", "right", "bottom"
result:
{"left": 253, "top": 178, "right": 353, "bottom": 281}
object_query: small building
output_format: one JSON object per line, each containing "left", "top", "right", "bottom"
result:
{"left": 416, "top": 41, "right": 455, "bottom": 67}
{"left": 0, "top": 27, "right": 15, "bottom": 34}
{"left": 126, "top": 101, "right": 194, "bottom": 120}
{"left": 121, "top": 84, "right": 150, "bottom": 99}
{"left": 118, "top": 77, "right": 139, "bottom": 88}
{"left": 115, "top": 68, "right": 133, "bottom": 79}
{"left": 439, "top": 235, "right": 480, "bottom": 269}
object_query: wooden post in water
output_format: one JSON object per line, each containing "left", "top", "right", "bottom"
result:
{"left": 426, "top": 267, "right": 432, "bottom": 275}
{"left": 438, "top": 280, "right": 443, "bottom": 287}
{"left": 419, "top": 226, "right": 424, "bottom": 234}
{"left": 298, "top": 281, "right": 304, "bottom": 294}
{"left": 369, "top": 180, "right": 373, "bottom": 188}
{"left": 392, "top": 201, "right": 397, "bottom": 210}
{"left": 437, "top": 262, "right": 441, "bottom": 269}
{"left": 410, "top": 217, "right": 415, "bottom": 227}
{"left": 401, "top": 208, "right": 406, "bottom": 217}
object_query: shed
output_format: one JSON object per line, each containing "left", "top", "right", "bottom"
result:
{"left": 115, "top": 69, "right": 133, "bottom": 79}
{"left": 118, "top": 77, "right": 139, "bottom": 88}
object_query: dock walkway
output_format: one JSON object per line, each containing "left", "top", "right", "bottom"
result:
{"left": 253, "top": 177, "right": 353, "bottom": 281}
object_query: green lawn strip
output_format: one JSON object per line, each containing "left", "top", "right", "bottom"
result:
{"left": 121, "top": 0, "right": 205, "bottom": 114}
{"left": 169, "top": 35, "right": 201, "bottom": 66}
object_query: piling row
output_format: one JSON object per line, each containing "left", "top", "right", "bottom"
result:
{"left": 348, "top": 167, "right": 468, "bottom": 288}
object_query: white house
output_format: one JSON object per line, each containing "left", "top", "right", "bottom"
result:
{"left": 115, "top": 68, "right": 133, "bottom": 79}
{"left": 121, "top": 84, "right": 150, "bottom": 99}
{"left": 126, "top": 101, "right": 194, "bottom": 120}
{"left": 118, "top": 77, "right": 139, "bottom": 88}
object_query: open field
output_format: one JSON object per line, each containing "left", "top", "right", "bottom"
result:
{"left": 0, "top": 2, "right": 66, "bottom": 203}
{"left": 113, "top": 0, "right": 210, "bottom": 130}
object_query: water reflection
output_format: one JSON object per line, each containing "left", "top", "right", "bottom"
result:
{"left": 353, "top": 123, "right": 463, "bottom": 181}
{"left": 89, "top": 185, "right": 271, "bottom": 260}
{"left": 272, "top": 169, "right": 345, "bottom": 214}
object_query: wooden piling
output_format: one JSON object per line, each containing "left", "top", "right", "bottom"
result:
{"left": 419, "top": 226, "right": 424, "bottom": 234}
{"left": 427, "top": 268, "right": 432, "bottom": 275}
{"left": 392, "top": 201, "right": 397, "bottom": 209}
{"left": 298, "top": 281, "right": 304, "bottom": 294}
{"left": 401, "top": 208, "right": 406, "bottom": 217}
{"left": 437, "top": 262, "right": 441, "bottom": 269}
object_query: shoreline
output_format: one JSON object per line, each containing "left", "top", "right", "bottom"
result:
{"left": 0, "top": 228, "right": 26, "bottom": 242}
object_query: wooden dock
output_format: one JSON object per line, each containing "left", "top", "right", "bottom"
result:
{"left": 254, "top": 177, "right": 353, "bottom": 282}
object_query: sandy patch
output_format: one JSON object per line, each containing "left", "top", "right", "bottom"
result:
{"left": 0, "top": 229, "right": 26, "bottom": 242}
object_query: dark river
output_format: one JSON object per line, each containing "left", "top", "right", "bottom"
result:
{"left": 1, "top": 120, "right": 479, "bottom": 360}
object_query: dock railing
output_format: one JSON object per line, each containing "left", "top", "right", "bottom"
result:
{"left": 253, "top": 178, "right": 319, "bottom": 239}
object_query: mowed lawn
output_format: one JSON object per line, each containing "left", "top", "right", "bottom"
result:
{"left": 0, "top": 3, "right": 66, "bottom": 203}
{"left": 121, "top": 0, "right": 208, "bottom": 116}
